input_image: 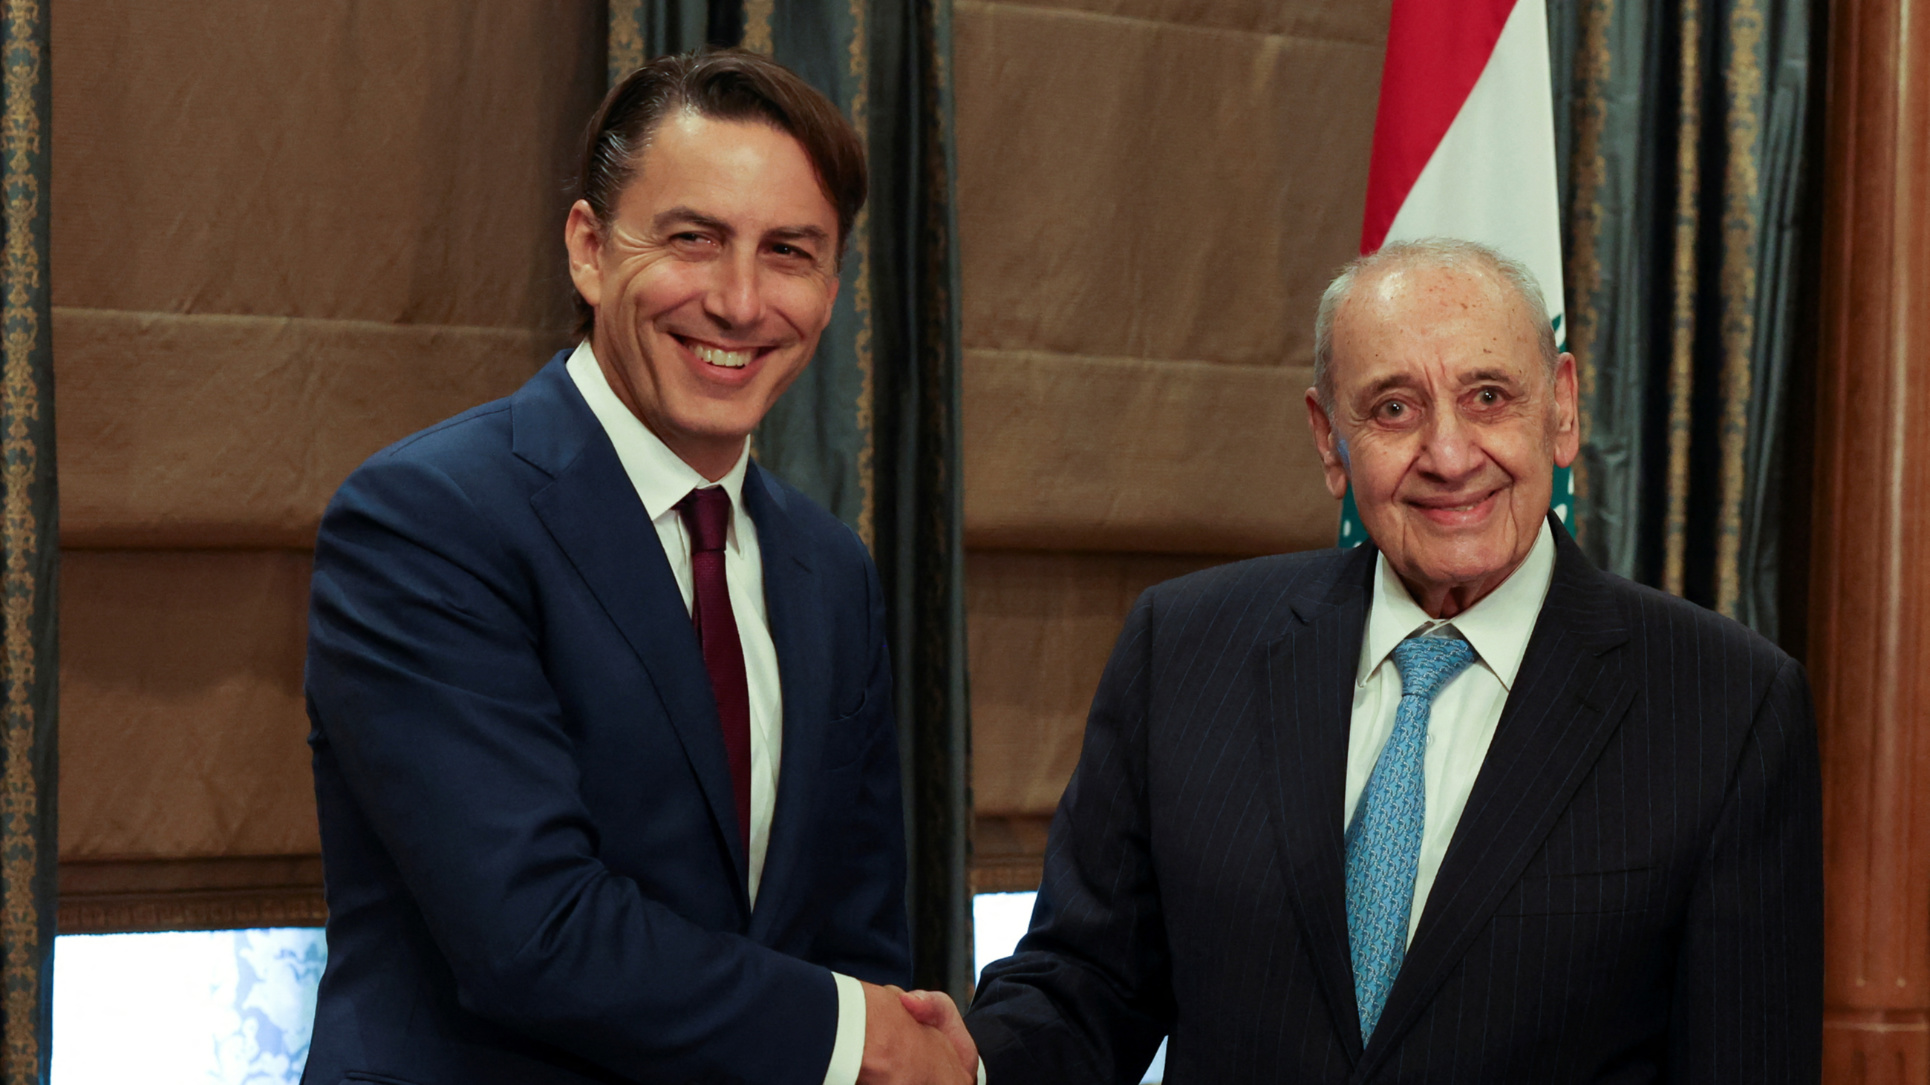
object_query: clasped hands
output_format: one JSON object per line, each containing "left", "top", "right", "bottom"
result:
{"left": 857, "top": 981, "right": 977, "bottom": 1084}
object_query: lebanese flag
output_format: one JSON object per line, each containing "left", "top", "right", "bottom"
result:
{"left": 1346, "top": 0, "right": 1573, "bottom": 535}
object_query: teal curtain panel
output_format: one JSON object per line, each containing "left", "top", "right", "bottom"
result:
{"left": 1551, "top": 0, "right": 1821, "bottom": 643}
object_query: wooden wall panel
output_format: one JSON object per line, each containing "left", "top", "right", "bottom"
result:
{"left": 1811, "top": 0, "right": 1930, "bottom": 1074}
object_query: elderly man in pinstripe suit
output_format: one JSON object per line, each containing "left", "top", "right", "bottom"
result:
{"left": 939, "top": 239, "right": 1822, "bottom": 1083}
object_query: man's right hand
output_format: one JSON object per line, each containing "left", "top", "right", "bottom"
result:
{"left": 858, "top": 981, "right": 974, "bottom": 1084}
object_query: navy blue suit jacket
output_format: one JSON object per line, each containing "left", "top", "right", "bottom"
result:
{"left": 302, "top": 353, "right": 910, "bottom": 1085}
{"left": 967, "top": 520, "right": 1822, "bottom": 1083}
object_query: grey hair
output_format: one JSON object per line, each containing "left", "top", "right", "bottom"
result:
{"left": 1311, "top": 237, "right": 1560, "bottom": 412}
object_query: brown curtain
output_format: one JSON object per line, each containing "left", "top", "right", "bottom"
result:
{"left": 53, "top": 2, "right": 603, "bottom": 932}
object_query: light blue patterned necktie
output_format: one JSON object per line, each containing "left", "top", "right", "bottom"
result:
{"left": 1344, "top": 633, "right": 1476, "bottom": 1044}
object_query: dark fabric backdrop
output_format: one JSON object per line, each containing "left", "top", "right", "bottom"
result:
{"left": 1550, "top": 0, "right": 1822, "bottom": 645}
{"left": 3, "top": 1, "right": 56, "bottom": 1079}
{"left": 608, "top": 0, "right": 975, "bottom": 1001}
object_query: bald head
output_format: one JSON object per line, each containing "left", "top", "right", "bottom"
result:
{"left": 1312, "top": 238, "right": 1559, "bottom": 412}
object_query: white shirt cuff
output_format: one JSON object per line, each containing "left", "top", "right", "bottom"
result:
{"left": 822, "top": 971, "right": 866, "bottom": 1085}
{"left": 977, "top": 1055, "right": 988, "bottom": 1084}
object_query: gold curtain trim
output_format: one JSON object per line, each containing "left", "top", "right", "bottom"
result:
{"left": 1566, "top": 0, "right": 1617, "bottom": 520}
{"left": 743, "top": 0, "right": 775, "bottom": 53}
{"left": 609, "top": 3, "right": 647, "bottom": 86}
{"left": 0, "top": 2, "right": 44, "bottom": 1080}
{"left": 848, "top": 0, "right": 877, "bottom": 549}
{"left": 1664, "top": 0, "right": 1705, "bottom": 597}
{"left": 1715, "top": 0, "right": 1766, "bottom": 617}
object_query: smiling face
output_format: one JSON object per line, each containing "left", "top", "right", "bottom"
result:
{"left": 565, "top": 111, "right": 841, "bottom": 480}
{"left": 1304, "top": 261, "right": 1578, "bottom": 618}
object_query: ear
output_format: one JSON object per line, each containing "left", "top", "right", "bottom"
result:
{"left": 1306, "top": 388, "right": 1350, "bottom": 500}
{"left": 564, "top": 200, "right": 604, "bottom": 312}
{"left": 1550, "top": 351, "right": 1580, "bottom": 468}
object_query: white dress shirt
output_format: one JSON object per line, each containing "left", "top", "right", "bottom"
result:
{"left": 566, "top": 341, "right": 866, "bottom": 1085}
{"left": 1344, "top": 519, "right": 1556, "bottom": 947}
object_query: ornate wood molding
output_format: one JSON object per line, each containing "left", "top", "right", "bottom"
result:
{"left": 1812, "top": 0, "right": 1930, "bottom": 1075}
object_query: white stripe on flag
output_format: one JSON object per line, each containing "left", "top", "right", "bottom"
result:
{"left": 1382, "top": 0, "right": 1566, "bottom": 344}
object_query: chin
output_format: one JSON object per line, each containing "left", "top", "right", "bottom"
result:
{"left": 1413, "top": 550, "right": 1513, "bottom": 587}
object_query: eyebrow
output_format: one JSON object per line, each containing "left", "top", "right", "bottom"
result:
{"left": 654, "top": 206, "right": 733, "bottom": 236}
{"left": 1357, "top": 374, "right": 1415, "bottom": 401}
{"left": 767, "top": 224, "right": 832, "bottom": 248}
{"left": 1354, "top": 367, "right": 1526, "bottom": 401}
{"left": 1460, "top": 368, "right": 1522, "bottom": 386}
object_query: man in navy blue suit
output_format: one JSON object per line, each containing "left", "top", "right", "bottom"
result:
{"left": 303, "top": 50, "right": 971, "bottom": 1085}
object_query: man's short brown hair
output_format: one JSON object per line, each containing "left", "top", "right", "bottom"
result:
{"left": 574, "top": 48, "right": 868, "bottom": 336}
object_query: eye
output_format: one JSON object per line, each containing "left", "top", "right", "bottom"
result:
{"left": 1472, "top": 386, "right": 1506, "bottom": 408}
{"left": 768, "top": 241, "right": 819, "bottom": 264}
{"left": 1377, "top": 399, "right": 1408, "bottom": 420}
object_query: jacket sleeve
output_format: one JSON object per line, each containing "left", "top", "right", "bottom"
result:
{"left": 307, "top": 454, "right": 839, "bottom": 1084}
{"left": 964, "top": 592, "right": 1174, "bottom": 1084}
{"left": 1667, "top": 655, "right": 1824, "bottom": 1081}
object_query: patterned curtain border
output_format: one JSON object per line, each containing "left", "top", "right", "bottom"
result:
{"left": 0, "top": 1, "right": 54, "bottom": 1081}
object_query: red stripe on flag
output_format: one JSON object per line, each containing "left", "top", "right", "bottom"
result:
{"left": 1360, "top": 0, "right": 1518, "bottom": 253}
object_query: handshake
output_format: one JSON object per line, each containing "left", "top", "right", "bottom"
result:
{"left": 857, "top": 981, "right": 978, "bottom": 1084}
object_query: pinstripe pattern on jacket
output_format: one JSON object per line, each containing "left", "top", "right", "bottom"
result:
{"left": 966, "top": 516, "right": 1822, "bottom": 1084}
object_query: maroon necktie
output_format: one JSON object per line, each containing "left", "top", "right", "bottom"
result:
{"left": 676, "top": 487, "right": 752, "bottom": 855}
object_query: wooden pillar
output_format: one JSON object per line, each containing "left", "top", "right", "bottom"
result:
{"left": 1812, "top": 0, "right": 1930, "bottom": 1076}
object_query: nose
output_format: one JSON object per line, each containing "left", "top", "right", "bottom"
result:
{"left": 1418, "top": 405, "right": 1485, "bottom": 482}
{"left": 703, "top": 247, "right": 766, "bottom": 330}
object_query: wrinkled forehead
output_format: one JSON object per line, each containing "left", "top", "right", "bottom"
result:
{"left": 1330, "top": 264, "right": 1545, "bottom": 391}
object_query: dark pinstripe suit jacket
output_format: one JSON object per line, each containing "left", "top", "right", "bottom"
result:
{"left": 966, "top": 518, "right": 1822, "bottom": 1084}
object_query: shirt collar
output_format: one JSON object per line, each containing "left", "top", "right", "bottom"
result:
{"left": 1356, "top": 517, "right": 1557, "bottom": 691}
{"left": 565, "top": 339, "right": 752, "bottom": 544}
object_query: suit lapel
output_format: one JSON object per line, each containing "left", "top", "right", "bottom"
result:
{"left": 1260, "top": 546, "right": 1376, "bottom": 1065}
{"left": 1353, "top": 523, "right": 1634, "bottom": 1079}
{"left": 740, "top": 465, "right": 830, "bottom": 936}
{"left": 515, "top": 362, "right": 751, "bottom": 908}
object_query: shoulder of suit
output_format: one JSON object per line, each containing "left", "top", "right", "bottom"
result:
{"left": 747, "top": 465, "right": 873, "bottom": 559}
{"left": 332, "top": 397, "right": 519, "bottom": 504}
{"left": 1566, "top": 563, "right": 1796, "bottom": 672}
{"left": 376, "top": 398, "right": 517, "bottom": 466}
{"left": 348, "top": 351, "right": 576, "bottom": 493}
{"left": 1145, "top": 547, "right": 1358, "bottom": 610}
